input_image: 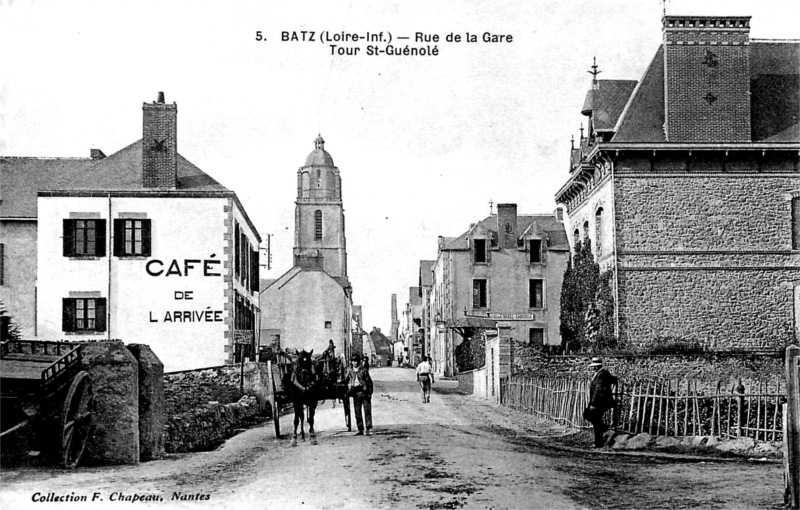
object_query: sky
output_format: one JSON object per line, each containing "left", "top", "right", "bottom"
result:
{"left": 1, "top": 0, "right": 798, "bottom": 334}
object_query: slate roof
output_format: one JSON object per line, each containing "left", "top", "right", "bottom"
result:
{"left": 1, "top": 140, "right": 229, "bottom": 219}
{"left": 582, "top": 80, "right": 638, "bottom": 131}
{"left": 440, "top": 214, "right": 570, "bottom": 252}
{"left": 612, "top": 42, "right": 799, "bottom": 143}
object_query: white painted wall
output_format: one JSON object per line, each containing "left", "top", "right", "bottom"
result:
{"left": 37, "top": 195, "right": 259, "bottom": 372}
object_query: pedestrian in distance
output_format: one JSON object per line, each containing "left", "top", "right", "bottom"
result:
{"left": 583, "top": 357, "right": 618, "bottom": 448}
{"left": 345, "top": 354, "right": 373, "bottom": 436}
{"left": 416, "top": 355, "right": 434, "bottom": 403}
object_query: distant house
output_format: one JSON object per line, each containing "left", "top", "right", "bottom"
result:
{"left": 1, "top": 92, "right": 261, "bottom": 371}
{"left": 367, "top": 327, "right": 393, "bottom": 367}
{"left": 430, "top": 204, "right": 569, "bottom": 376}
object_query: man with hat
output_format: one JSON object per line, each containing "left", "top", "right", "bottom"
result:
{"left": 584, "top": 357, "right": 618, "bottom": 448}
{"left": 344, "top": 354, "right": 373, "bottom": 436}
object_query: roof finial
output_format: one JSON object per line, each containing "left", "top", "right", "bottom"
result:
{"left": 570, "top": 134, "right": 575, "bottom": 150}
{"left": 489, "top": 199, "right": 494, "bottom": 215}
{"left": 588, "top": 56, "right": 601, "bottom": 87}
{"left": 579, "top": 124, "right": 585, "bottom": 141}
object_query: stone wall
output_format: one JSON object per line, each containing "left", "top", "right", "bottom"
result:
{"left": 612, "top": 173, "right": 800, "bottom": 349}
{"left": 163, "top": 362, "right": 270, "bottom": 453}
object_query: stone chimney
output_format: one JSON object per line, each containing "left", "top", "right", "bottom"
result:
{"left": 496, "top": 203, "right": 517, "bottom": 249}
{"left": 142, "top": 91, "right": 178, "bottom": 188}
{"left": 662, "top": 16, "right": 752, "bottom": 142}
{"left": 90, "top": 148, "right": 106, "bottom": 160}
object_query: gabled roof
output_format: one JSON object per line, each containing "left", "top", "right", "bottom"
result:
{"left": 260, "top": 265, "right": 349, "bottom": 294}
{"left": 1, "top": 140, "right": 228, "bottom": 219}
{"left": 440, "top": 213, "right": 570, "bottom": 252}
{"left": 368, "top": 328, "right": 393, "bottom": 356}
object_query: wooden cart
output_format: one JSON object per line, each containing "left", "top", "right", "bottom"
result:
{"left": 0, "top": 340, "right": 94, "bottom": 468}
{"left": 266, "top": 351, "right": 349, "bottom": 438}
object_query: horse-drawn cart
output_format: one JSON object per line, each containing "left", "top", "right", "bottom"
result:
{"left": 266, "top": 350, "right": 349, "bottom": 438}
{"left": 0, "top": 340, "right": 94, "bottom": 468}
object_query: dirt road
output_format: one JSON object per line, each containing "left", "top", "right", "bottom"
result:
{"left": 0, "top": 367, "right": 785, "bottom": 509}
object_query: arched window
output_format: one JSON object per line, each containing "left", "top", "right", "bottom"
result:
{"left": 314, "top": 210, "right": 323, "bottom": 241}
{"left": 595, "top": 208, "right": 604, "bottom": 258}
{"left": 583, "top": 221, "right": 589, "bottom": 242}
{"left": 573, "top": 229, "right": 580, "bottom": 249}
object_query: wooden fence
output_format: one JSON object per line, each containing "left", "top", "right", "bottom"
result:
{"left": 501, "top": 374, "right": 785, "bottom": 443}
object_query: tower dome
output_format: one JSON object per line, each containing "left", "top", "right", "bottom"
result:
{"left": 305, "top": 135, "right": 335, "bottom": 166}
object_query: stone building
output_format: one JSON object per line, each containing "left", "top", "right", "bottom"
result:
{"left": 1, "top": 92, "right": 262, "bottom": 371}
{"left": 419, "top": 260, "right": 435, "bottom": 359}
{"left": 555, "top": 16, "right": 800, "bottom": 349}
{"left": 430, "top": 204, "right": 570, "bottom": 376}
{"left": 259, "top": 136, "right": 353, "bottom": 359}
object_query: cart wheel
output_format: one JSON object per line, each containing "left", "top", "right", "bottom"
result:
{"left": 272, "top": 398, "right": 281, "bottom": 439}
{"left": 61, "top": 371, "right": 93, "bottom": 469}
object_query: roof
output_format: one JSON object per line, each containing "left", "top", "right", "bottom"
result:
{"left": 419, "top": 260, "right": 435, "bottom": 287}
{"left": 582, "top": 80, "right": 638, "bottom": 131}
{"left": 368, "top": 328, "right": 393, "bottom": 355}
{"left": 612, "top": 41, "right": 799, "bottom": 143}
{"left": 260, "top": 264, "right": 349, "bottom": 294}
{"left": 1, "top": 140, "right": 229, "bottom": 218}
{"left": 304, "top": 149, "right": 335, "bottom": 167}
{"left": 409, "top": 287, "right": 422, "bottom": 306}
{"left": 440, "top": 213, "right": 570, "bottom": 252}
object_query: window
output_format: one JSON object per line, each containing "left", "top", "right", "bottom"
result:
{"left": 63, "top": 219, "right": 106, "bottom": 257}
{"left": 595, "top": 208, "right": 603, "bottom": 258}
{"left": 62, "top": 298, "right": 106, "bottom": 332}
{"left": 529, "top": 239, "right": 542, "bottom": 263}
{"left": 473, "top": 239, "right": 487, "bottom": 263}
{"left": 325, "top": 321, "right": 332, "bottom": 329}
{"left": 583, "top": 221, "right": 589, "bottom": 241}
{"left": 472, "top": 279, "right": 487, "bottom": 308}
{"left": 113, "top": 219, "right": 151, "bottom": 257}
{"left": 573, "top": 229, "right": 580, "bottom": 248}
{"left": 529, "top": 279, "right": 544, "bottom": 308}
{"left": 0, "top": 243, "right": 4, "bottom": 285}
{"left": 529, "top": 328, "right": 544, "bottom": 346}
{"left": 314, "top": 210, "right": 323, "bottom": 241}
{"left": 793, "top": 197, "right": 800, "bottom": 250}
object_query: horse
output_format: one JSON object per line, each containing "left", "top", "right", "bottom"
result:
{"left": 287, "top": 349, "right": 318, "bottom": 446}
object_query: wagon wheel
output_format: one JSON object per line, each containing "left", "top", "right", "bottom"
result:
{"left": 272, "top": 396, "right": 282, "bottom": 439}
{"left": 60, "top": 371, "right": 93, "bottom": 469}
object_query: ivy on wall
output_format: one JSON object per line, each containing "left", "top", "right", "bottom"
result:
{"left": 559, "top": 240, "right": 616, "bottom": 353}
{"left": 0, "top": 301, "right": 21, "bottom": 342}
{"left": 455, "top": 328, "right": 487, "bottom": 372}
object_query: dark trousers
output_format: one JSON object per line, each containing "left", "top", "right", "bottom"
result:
{"left": 352, "top": 392, "right": 372, "bottom": 431}
{"left": 584, "top": 407, "right": 609, "bottom": 447}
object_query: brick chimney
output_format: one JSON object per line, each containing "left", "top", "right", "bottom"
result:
{"left": 663, "top": 16, "right": 751, "bottom": 142}
{"left": 142, "top": 91, "right": 178, "bottom": 188}
{"left": 496, "top": 203, "right": 517, "bottom": 249}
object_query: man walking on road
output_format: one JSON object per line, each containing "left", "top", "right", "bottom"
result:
{"left": 416, "top": 355, "right": 434, "bottom": 403}
{"left": 345, "top": 354, "right": 373, "bottom": 436}
{"left": 583, "top": 357, "right": 618, "bottom": 448}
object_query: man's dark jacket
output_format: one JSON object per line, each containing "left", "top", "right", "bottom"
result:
{"left": 589, "top": 368, "right": 618, "bottom": 412}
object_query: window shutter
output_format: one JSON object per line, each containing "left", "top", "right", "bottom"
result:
{"left": 63, "top": 219, "right": 74, "bottom": 257}
{"left": 142, "top": 219, "right": 152, "bottom": 257}
{"left": 113, "top": 219, "right": 124, "bottom": 256}
{"left": 95, "top": 298, "right": 107, "bottom": 332}
{"left": 234, "top": 223, "right": 240, "bottom": 277}
{"left": 62, "top": 298, "right": 76, "bottom": 332}
{"left": 95, "top": 220, "right": 107, "bottom": 257}
{"left": 251, "top": 248, "right": 260, "bottom": 293}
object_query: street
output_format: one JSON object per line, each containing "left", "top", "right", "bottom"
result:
{"left": 0, "top": 367, "right": 786, "bottom": 510}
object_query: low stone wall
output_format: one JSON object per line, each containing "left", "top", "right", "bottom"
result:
{"left": 512, "top": 341, "right": 784, "bottom": 391}
{"left": 164, "top": 395, "right": 264, "bottom": 453}
{"left": 163, "top": 362, "right": 270, "bottom": 453}
{"left": 455, "top": 370, "right": 476, "bottom": 394}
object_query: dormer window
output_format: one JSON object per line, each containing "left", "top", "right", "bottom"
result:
{"left": 529, "top": 239, "right": 542, "bottom": 263}
{"left": 473, "top": 239, "right": 487, "bottom": 264}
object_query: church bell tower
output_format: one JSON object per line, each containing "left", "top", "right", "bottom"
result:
{"left": 294, "top": 135, "right": 348, "bottom": 280}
